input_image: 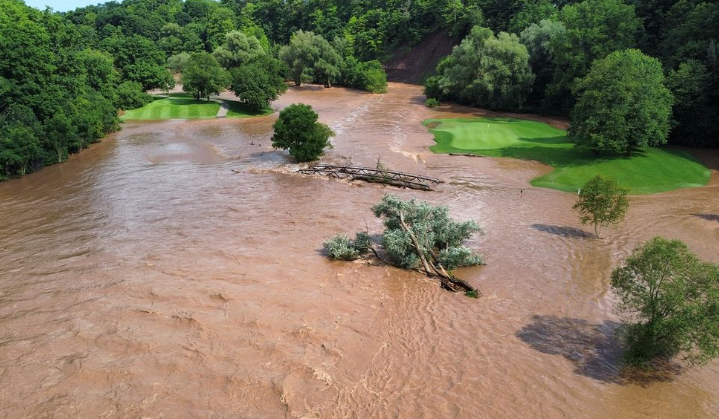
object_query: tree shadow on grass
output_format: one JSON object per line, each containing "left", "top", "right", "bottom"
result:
{"left": 497, "top": 145, "right": 643, "bottom": 169}
{"left": 531, "top": 224, "right": 594, "bottom": 239}
{"left": 694, "top": 214, "right": 719, "bottom": 222}
{"left": 517, "top": 315, "right": 681, "bottom": 386}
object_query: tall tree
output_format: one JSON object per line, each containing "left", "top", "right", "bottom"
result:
{"left": 436, "top": 26, "right": 535, "bottom": 110}
{"left": 181, "top": 52, "right": 229, "bottom": 100}
{"left": 279, "top": 30, "right": 343, "bottom": 87}
{"left": 229, "top": 56, "right": 287, "bottom": 111}
{"left": 570, "top": 49, "right": 673, "bottom": 154}
{"left": 212, "top": 30, "right": 265, "bottom": 68}
{"left": 547, "top": 0, "right": 643, "bottom": 111}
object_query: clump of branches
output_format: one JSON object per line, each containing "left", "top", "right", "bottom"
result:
{"left": 323, "top": 195, "right": 484, "bottom": 297}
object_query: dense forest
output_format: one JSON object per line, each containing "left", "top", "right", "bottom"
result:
{"left": 1, "top": 0, "right": 718, "bottom": 180}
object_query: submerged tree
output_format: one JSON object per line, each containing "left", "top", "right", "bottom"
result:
{"left": 611, "top": 237, "right": 719, "bottom": 365}
{"left": 573, "top": 175, "right": 629, "bottom": 237}
{"left": 271, "top": 104, "right": 334, "bottom": 162}
{"left": 324, "top": 195, "right": 484, "bottom": 296}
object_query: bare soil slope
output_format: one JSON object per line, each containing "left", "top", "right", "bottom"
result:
{"left": 384, "top": 30, "right": 456, "bottom": 84}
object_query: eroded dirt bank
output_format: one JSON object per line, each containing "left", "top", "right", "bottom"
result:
{"left": 0, "top": 83, "right": 718, "bottom": 418}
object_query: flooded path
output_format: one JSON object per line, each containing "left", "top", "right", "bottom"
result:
{"left": 1, "top": 83, "right": 718, "bottom": 418}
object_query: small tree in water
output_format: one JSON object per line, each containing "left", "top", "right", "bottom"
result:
{"left": 272, "top": 104, "right": 334, "bottom": 162}
{"left": 611, "top": 237, "right": 719, "bottom": 366}
{"left": 573, "top": 174, "right": 629, "bottom": 237}
{"left": 324, "top": 195, "right": 484, "bottom": 296}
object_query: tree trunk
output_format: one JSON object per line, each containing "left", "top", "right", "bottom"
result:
{"left": 398, "top": 211, "right": 481, "bottom": 296}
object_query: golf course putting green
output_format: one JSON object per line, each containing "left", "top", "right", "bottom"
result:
{"left": 424, "top": 117, "right": 711, "bottom": 194}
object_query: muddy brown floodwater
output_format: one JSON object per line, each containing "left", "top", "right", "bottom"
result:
{"left": 1, "top": 83, "right": 718, "bottom": 419}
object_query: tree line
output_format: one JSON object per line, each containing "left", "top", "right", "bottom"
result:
{"left": 424, "top": 0, "right": 719, "bottom": 151}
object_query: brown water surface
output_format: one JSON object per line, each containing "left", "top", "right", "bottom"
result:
{"left": 1, "top": 83, "right": 718, "bottom": 418}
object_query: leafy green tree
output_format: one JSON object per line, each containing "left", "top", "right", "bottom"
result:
{"left": 508, "top": 0, "right": 558, "bottom": 34}
{"left": 167, "top": 52, "right": 191, "bottom": 74}
{"left": 436, "top": 26, "right": 535, "bottom": 110}
{"left": 573, "top": 174, "right": 629, "bottom": 237}
{"left": 666, "top": 60, "right": 718, "bottom": 147}
{"left": 115, "top": 81, "right": 152, "bottom": 110}
{"left": 325, "top": 195, "right": 484, "bottom": 295}
{"left": 229, "top": 56, "right": 288, "bottom": 111}
{"left": 212, "top": 31, "right": 265, "bottom": 69}
{"left": 99, "top": 34, "right": 174, "bottom": 91}
{"left": 520, "top": 19, "right": 566, "bottom": 109}
{"left": 548, "top": 0, "right": 643, "bottom": 110}
{"left": 611, "top": 237, "right": 719, "bottom": 365}
{"left": 43, "top": 112, "right": 76, "bottom": 164}
{"left": 570, "top": 49, "right": 673, "bottom": 154}
{"left": 279, "top": 30, "right": 343, "bottom": 87}
{"left": 182, "top": 52, "right": 229, "bottom": 100}
{"left": 271, "top": 103, "right": 334, "bottom": 162}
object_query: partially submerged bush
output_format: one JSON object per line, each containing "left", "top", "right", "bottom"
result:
{"left": 324, "top": 233, "right": 370, "bottom": 261}
{"left": 323, "top": 195, "right": 484, "bottom": 295}
{"left": 426, "top": 98, "right": 440, "bottom": 108}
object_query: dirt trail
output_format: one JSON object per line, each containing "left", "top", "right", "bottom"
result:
{"left": 0, "top": 83, "right": 717, "bottom": 419}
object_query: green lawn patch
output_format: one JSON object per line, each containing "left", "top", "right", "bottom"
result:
{"left": 424, "top": 117, "right": 711, "bottom": 194}
{"left": 121, "top": 93, "right": 272, "bottom": 121}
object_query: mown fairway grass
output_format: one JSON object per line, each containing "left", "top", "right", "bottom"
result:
{"left": 121, "top": 93, "right": 272, "bottom": 121}
{"left": 425, "top": 117, "right": 711, "bottom": 194}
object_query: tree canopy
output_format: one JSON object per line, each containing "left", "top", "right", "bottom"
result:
{"left": 428, "top": 26, "right": 535, "bottom": 111}
{"left": 182, "top": 52, "right": 229, "bottom": 100}
{"left": 569, "top": 49, "right": 673, "bottom": 154}
{"left": 271, "top": 104, "right": 334, "bottom": 162}
{"left": 612, "top": 237, "right": 719, "bottom": 365}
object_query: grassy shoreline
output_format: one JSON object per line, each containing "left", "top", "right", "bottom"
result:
{"left": 425, "top": 117, "right": 711, "bottom": 194}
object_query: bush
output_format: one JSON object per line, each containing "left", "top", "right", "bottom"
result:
{"left": 324, "top": 233, "right": 370, "bottom": 260}
{"left": 426, "top": 98, "right": 440, "bottom": 108}
{"left": 357, "top": 60, "right": 387, "bottom": 93}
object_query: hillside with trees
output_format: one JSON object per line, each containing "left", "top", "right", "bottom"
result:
{"left": 1, "top": 0, "right": 718, "bottom": 180}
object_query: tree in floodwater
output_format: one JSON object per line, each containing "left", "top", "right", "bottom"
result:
{"left": 324, "top": 195, "right": 484, "bottom": 296}
{"left": 573, "top": 175, "right": 629, "bottom": 237}
{"left": 611, "top": 237, "right": 719, "bottom": 365}
{"left": 271, "top": 104, "right": 334, "bottom": 162}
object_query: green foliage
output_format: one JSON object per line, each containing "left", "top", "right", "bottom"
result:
{"left": 229, "top": 56, "right": 288, "bottom": 112}
{"left": 426, "top": 98, "right": 440, "bottom": 108}
{"left": 212, "top": 31, "right": 265, "bottom": 69}
{"left": 272, "top": 104, "right": 334, "bottom": 162}
{"left": 573, "top": 175, "right": 629, "bottom": 236}
{"left": 323, "top": 233, "right": 370, "bottom": 261}
{"left": 167, "top": 52, "right": 191, "bottom": 74}
{"left": 181, "top": 52, "right": 229, "bottom": 100}
{"left": 371, "top": 195, "right": 484, "bottom": 270}
{"left": 611, "top": 237, "right": 719, "bottom": 365}
{"left": 520, "top": 19, "right": 566, "bottom": 109}
{"left": 570, "top": 49, "right": 673, "bottom": 155}
{"left": 666, "top": 60, "right": 718, "bottom": 147}
{"left": 547, "top": 0, "right": 643, "bottom": 111}
{"left": 434, "top": 26, "right": 535, "bottom": 111}
{"left": 279, "top": 30, "right": 343, "bottom": 87}
{"left": 115, "top": 81, "right": 152, "bottom": 110}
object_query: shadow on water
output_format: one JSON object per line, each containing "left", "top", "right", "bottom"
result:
{"left": 531, "top": 224, "right": 595, "bottom": 239}
{"left": 694, "top": 214, "right": 719, "bottom": 222}
{"left": 516, "top": 315, "right": 681, "bottom": 386}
